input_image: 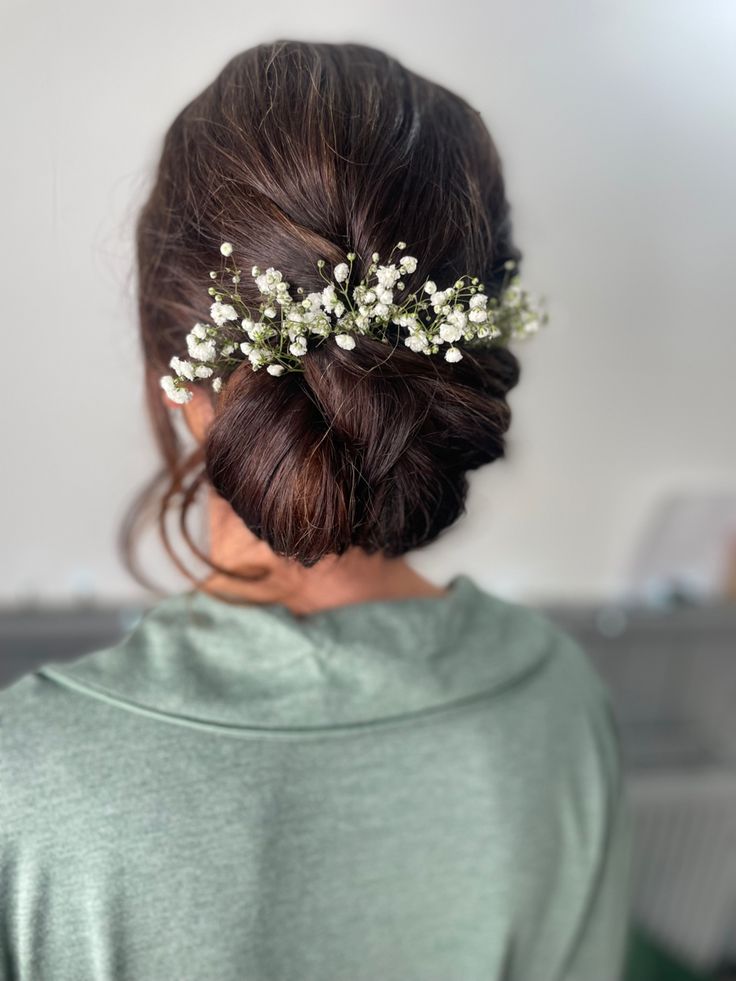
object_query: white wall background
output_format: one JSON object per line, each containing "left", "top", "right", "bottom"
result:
{"left": 1, "top": 0, "right": 734, "bottom": 605}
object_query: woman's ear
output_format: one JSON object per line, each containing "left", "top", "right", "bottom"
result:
{"left": 160, "top": 384, "right": 215, "bottom": 443}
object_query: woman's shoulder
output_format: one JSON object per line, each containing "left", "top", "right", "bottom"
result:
{"left": 468, "top": 578, "right": 615, "bottom": 713}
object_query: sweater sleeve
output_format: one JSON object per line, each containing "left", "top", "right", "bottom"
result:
{"left": 553, "top": 678, "right": 634, "bottom": 981}
{"left": 556, "top": 757, "right": 633, "bottom": 980}
{"left": 511, "top": 633, "right": 634, "bottom": 981}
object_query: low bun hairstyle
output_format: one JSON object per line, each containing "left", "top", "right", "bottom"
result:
{"left": 122, "top": 40, "right": 523, "bottom": 591}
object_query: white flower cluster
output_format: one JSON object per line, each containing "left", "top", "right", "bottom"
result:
{"left": 159, "top": 240, "right": 548, "bottom": 403}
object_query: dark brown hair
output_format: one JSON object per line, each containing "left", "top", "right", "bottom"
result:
{"left": 120, "top": 39, "right": 523, "bottom": 595}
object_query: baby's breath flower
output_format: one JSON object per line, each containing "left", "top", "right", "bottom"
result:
{"left": 255, "top": 324, "right": 278, "bottom": 343}
{"left": 186, "top": 334, "right": 216, "bottom": 362}
{"left": 160, "top": 374, "right": 193, "bottom": 404}
{"left": 289, "top": 336, "right": 308, "bottom": 357}
{"left": 160, "top": 238, "right": 547, "bottom": 399}
{"left": 376, "top": 265, "right": 401, "bottom": 289}
{"left": 446, "top": 309, "right": 467, "bottom": 330}
{"left": 321, "top": 285, "right": 338, "bottom": 311}
{"left": 405, "top": 333, "right": 430, "bottom": 353}
{"left": 255, "top": 268, "right": 283, "bottom": 294}
{"left": 248, "top": 348, "right": 269, "bottom": 368}
{"left": 170, "top": 356, "right": 195, "bottom": 381}
{"left": 438, "top": 322, "right": 464, "bottom": 344}
{"left": 210, "top": 302, "right": 238, "bottom": 326}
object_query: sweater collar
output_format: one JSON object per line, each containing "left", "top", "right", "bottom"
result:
{"left": 38, "top": 574, "right": 553, "bottom": 733}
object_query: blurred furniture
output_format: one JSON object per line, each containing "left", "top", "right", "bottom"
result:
{"left": 548, "top": 599, "right": 736, "bottom": 974}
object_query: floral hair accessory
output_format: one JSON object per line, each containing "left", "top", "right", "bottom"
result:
{"left": 159, "top": 241, "right": 549, "bottom": 404}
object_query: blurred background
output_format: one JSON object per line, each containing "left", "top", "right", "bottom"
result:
{"left": 1, "top": 1, "right": 734, "bottom": 977}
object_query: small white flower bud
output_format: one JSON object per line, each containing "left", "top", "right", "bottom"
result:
{"left": 160, "top": 375, "right": 193, "bottom": 404}
{"left": 210, "top": 302, "right": 238, "bottom": 326}
{"left": 404, "top": 333, "right": 430, "bottom": 353}
{"left": 220, "top": 242, "right": 233, "bottom": 256}
{"left": 439, "top": 322, "right": 463, "bottom": 344}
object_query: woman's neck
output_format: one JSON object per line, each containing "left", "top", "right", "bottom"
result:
{"left": 200, "top": 489, "right": 448, "bottom": 615}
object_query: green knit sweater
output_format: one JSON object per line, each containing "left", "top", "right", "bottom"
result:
{"left": 0, "top": 573, "right": 632, "bottom": 980}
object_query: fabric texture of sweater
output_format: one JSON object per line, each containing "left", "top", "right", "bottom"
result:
{"left": 0, "top": 572, "right": 632, "bottom": 980}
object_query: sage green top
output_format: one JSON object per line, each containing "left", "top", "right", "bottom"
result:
{"left": 0, "top": 573, "right": 632, "bottom": 980}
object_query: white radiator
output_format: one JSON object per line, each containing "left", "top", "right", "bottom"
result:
{"left": 627, "top": 768, "right": 736, "bottom": 970}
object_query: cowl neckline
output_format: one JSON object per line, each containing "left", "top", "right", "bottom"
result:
{"left": 38, "top": 573, "right": 555, "bottom": 735}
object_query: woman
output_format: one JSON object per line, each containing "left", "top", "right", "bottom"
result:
{"left": 0, "top": 40, "right": 631, "bottom": 980}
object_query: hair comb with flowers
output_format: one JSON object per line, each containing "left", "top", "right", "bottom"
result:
{"left": 160, "top": 241, "right": 549, "bottom": 404}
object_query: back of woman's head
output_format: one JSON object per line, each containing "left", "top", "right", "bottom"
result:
{"left": 127, "top": 40, "right": 523, "bottom": 586}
